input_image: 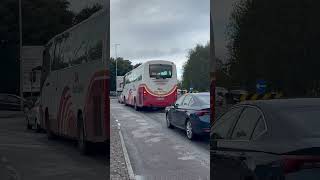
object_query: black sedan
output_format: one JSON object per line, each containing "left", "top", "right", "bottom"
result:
{"left": 165, "top": 92, "right": 210, "bottom": 140}
{"left": 211, "top": 98, "right": 320, "bottom": 180}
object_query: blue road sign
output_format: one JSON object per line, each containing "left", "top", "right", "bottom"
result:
{"left": 256, "top": 80, "right": 267, "bottom": 94}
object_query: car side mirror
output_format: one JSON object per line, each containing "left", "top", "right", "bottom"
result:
{"left": 174, "top": 104, "right": 179, "bottom": 108}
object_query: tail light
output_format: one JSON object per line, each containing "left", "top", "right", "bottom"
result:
{"left": 195, "top": 110, "right": 210, "bottom": 116}
{"left": 143, "top": 89, "right": 147, "bottom": 96}
{"left": 281, "top": 155, "right": 320, "bottom": 174}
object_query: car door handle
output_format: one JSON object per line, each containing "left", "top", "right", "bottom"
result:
{"left": 45, "top": 82, "right": 50, "bottom": 86}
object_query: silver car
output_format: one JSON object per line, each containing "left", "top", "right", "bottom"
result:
{"left": 26, "top": 99, "right": 41, "bottom": 132}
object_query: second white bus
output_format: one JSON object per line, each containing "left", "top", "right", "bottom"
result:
{"left": 120, "top": 60, "right": 178, "bottom": 110}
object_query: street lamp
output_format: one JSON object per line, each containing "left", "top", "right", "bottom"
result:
{"left": 114, "top": 43, "right": 120, "bottom": 91}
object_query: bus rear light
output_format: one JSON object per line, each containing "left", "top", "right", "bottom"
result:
{"left": 143, "top": 89, "right": 147, "bottom": 96}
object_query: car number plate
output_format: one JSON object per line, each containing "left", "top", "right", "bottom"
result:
{"left": 157, "top": 97, "right": 164, "bottom": 100}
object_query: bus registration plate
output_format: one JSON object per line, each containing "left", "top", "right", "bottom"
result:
{"left": 157, "top": 97, "right": 164, "bottom": 100}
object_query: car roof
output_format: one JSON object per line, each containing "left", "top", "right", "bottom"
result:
{"left": 190, "top": 92, "right": 209, "bottom": 96}
{"left": 235, "top": 98, "right": 320, "bottom": 139}
{"left": 239, "top": 98, "right": 320, "bottom": 108}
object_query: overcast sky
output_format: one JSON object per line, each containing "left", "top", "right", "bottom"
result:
{"left": 68, "top": 0, "right": 209, "bottom": 80}
{"left": 110, "top": 0, "right": 209, "bottom": 80}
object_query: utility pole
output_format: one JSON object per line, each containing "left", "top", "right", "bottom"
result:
{"left": 19, "top": 0, "right": 24, "bottom": 111}
{"left": 114, "top": 44, "right": 120, "bottom": 91}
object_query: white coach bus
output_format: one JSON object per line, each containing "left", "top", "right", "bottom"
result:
{"left": 39, "top": 8, "right": 110, "bottom": 154}
{"left": 121, "top": 60, "right": 178, "bottom": 110}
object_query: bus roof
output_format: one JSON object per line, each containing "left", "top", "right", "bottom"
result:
{"left": 124, "top": 60, "right": 175, "bottom": 76}
{"left": 45, "top": 7, "right": 108, "bottom": 46}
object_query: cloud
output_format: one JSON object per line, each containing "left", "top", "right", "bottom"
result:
{"left": 111, "top": 0, "right": 210, "bottom": 80}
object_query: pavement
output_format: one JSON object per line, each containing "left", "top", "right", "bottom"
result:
{"left": 0, "top": 111, "right": 109, "bottom": 180}
{"left": 110, "top": 114, "right": 130, "bottom": 180}
{"left": 111, "top": 99, "right": 210, "bottom": 180}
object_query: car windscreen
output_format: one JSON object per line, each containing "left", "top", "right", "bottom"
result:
{"left": 280, "top": 107, "right": 320, "bottom": 137}
{"left": 149, "top": 64, "right": 172, "bottom": 79}
{"left": 196, "top": 94, "right": 210, "bottom": 105}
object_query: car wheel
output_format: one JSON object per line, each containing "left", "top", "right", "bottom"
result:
{"left": 166, "top": 113, "right": 173, "bottom": 129}
{"left": 23, "top": 106, "right": 29, "bottom": 114}
{"left": 124, "top": 97, "right": 127, "bottom": 106}
{"left": 186, "top": 120, "right": 195, "bottom": 140}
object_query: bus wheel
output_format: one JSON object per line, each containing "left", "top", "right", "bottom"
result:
{"left": 46, "top": 111, "right": 55, "bottom": 140}
{"left": 26, "top": 117, "right": 32, "bottom": 130}
{"left": 78, "top": 116, "right": 89, "bottom": 155}
{"left": 134, "top": 99, "right": 140, "bottom": 111}
{"left": 35, "top": 119, "right": 41, "bottom": 133}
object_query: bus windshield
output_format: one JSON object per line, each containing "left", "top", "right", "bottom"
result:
{"left": 149, "top": 64, "right": 172, "bottom": 79}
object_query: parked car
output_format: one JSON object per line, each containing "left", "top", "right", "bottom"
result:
{"left": 110, "top": 91, "right": 117, "bottom": 97}
{"left": 0, "top": 93, "right": 32, "bottom": 112}
{"left": 211, "top": 98, "right": 320, "bottom": 180}
{"left": 26, "top": 98, "right": 42, "bottom": 131}
{"left": 165, "top": 92, "right": 210, "bottom": 140}
{"left": 229, "top": 89, "right": 248, "bottom": 103}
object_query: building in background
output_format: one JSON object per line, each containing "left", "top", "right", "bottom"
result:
{"left": 22, "top": 46, "right": 44, "bottom": 98}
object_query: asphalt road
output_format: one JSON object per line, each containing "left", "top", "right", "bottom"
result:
{"left": 0, "top": 111, "right": 108, "bottom": 180}
{"left": 111, "top": 98, "right": 210, "bottom": 180}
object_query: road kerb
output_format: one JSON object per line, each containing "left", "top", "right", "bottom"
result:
{"left": 119, "top": 130, "right": 135, "bottom": 180}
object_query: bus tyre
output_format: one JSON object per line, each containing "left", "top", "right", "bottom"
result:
{"left": 26, "top": 117, "right": 32, "bottom": 130}
{"left": 35, "top": 119, "right": 41, "bottom": 133}
{"left": 134, "top": 99, "right": 140, "bottom": 111}
{"left": 78, "top": 120, "right": 89, "bottom": 155}
{"left": 166, "top": 114, "right": 173, "bottom": 129}
{"left": 45, "top": 111, "right": 55, "bottom": 140}
{"left": 124, "top": 97, "right": 127, "bottom": 106}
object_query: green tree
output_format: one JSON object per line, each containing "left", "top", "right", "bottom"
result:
{"left": 110, "top": 57, "right": 134, "bottom": 91}
{"left": 0, "top": 0, "right": 74, "bottom": 94}
{"left": 72, "top": 3, "right": 103, "bottom": 26}
{"left": 0, "top": 0, "right": 102, "bottom": 94}
{"left": 182, "top": 43, "right": 210, "bottom": 92}
{"left": 227, "top": 0, "right": 320, "bottom": 96}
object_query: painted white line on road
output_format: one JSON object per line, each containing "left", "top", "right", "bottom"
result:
{"left": 119, "top": 131, "right": 135, "bottom": 180}
{"left": 0, "top": 143, "right": 51, "bottom": 149}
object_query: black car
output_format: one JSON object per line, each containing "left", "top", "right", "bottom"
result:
{"left": 0, "top": 94, "right": 32, "bottom": 111}
{"left": 211, "top": 98, "right": 320, "bottom": 180}
{"left": 165, "top": 92, "right": 210, "bottom": 140}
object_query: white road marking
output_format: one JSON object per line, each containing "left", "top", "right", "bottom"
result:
{"left": 119, "top": 131, "right": 135, "bottom": 180}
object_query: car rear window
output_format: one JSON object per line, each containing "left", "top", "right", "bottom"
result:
{"left": 196, "top": 94, "right": 210, "bottom": 105}
{"left": 280, "top": 107, "right": 320, "bottom": 137}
